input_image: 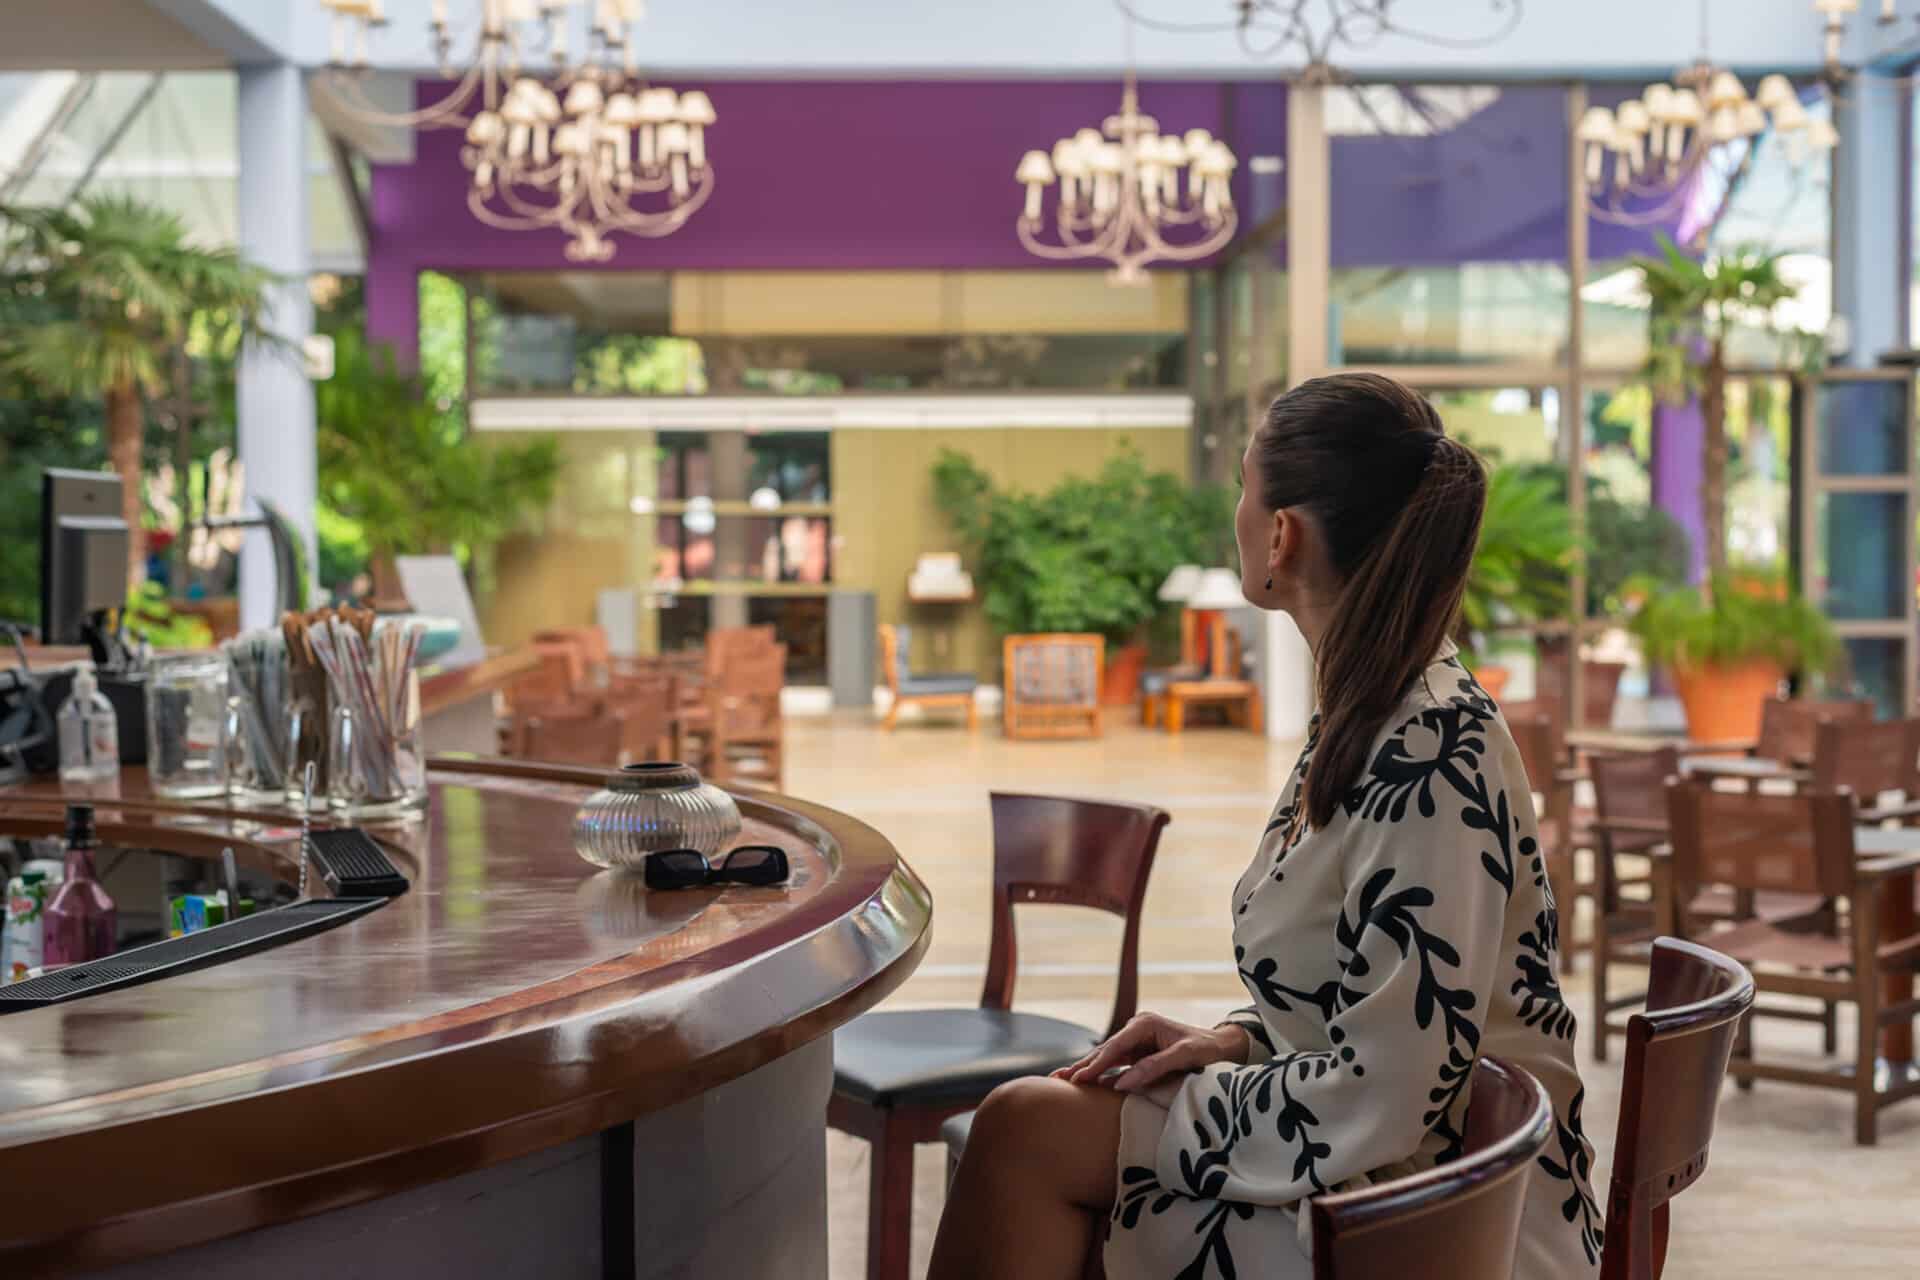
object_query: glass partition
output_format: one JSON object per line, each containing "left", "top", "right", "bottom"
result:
{"left": 1327, "top": 84, "right": 1571, "bottom": 367}
{"left": 467, "top": 269, "right": 1190, "bottom": 395}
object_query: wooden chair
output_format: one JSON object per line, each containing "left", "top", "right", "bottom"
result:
{"left": 878, "top": 623, "right": 977, "bottom": 731}
{"left": 1506, "top": 700, "right": 1590, "bottom": 959}
{"left": 1598, "top": 937, "right": 1755, "bottom": 1280}
{"left": 1665, "top": 778, "right": 1920, "bottom": 1144}
{"left": 1811, "top": 715, "right": 1920, "bottom": 823}
{"left": 1754, "top": 696, "right": 1874, "bottom": 765}
{"left": 709, "top": 642, "right": 785, "bottom": 788}
{"left": 532, "top": 626, "right": 611, "bottom": 682}
{"left": 602, "top": 673, "right": 674, "bottom": 765}
{"left": 1002, "top": 634, "right": 1104, "bottom": 740}
{"left": 1307, "top": 1057, "right": 1553, "bottom": 1280}
{"left": 508, "top": 708, "right": 627, "bottom": 767}
{"left": 1589, "top": 748, "right": 1833, "bottom": 1062}
{"left": 503, "top": 644, "right": 586, "bottom": 713}
{"left": 830, "top": 792, "right": 1169, "bottom": 1280}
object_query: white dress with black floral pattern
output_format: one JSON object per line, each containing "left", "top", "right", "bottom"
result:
{"left": 1106, "top": 647, "right": 1601, "bottom": 1280}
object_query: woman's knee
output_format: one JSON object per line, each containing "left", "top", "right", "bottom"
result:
{"left": 968, "top": 1076, "right": 1123, "bottom": 1200}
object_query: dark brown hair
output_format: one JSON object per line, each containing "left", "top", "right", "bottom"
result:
{"left": 1252, "top": 371, "right": 1487, "bottom": 830}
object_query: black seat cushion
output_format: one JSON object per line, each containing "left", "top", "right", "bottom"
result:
{"left": 832, "top": 1009, "right": 1097, "bottom": 1108}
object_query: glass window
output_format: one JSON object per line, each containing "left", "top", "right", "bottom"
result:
{"left": 1328, "top": 84, "right": 1570, "bottom": 367}
{"left": 1841, "top": 637, "right": 1906, "bottom": 719}
{"left": 1817, "top": 379, "right": 1911, "bottom": 477}
{"left": 1816, "top": 491, "right": 1909, "bottom": 621}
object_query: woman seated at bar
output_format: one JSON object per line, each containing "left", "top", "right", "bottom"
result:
{"left": 932, "top": 373, "right": 1600, "bottom": 1279}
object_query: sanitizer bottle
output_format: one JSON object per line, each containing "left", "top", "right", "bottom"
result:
{"left": 57, "top": 668, "right": 119, "bottom": 784}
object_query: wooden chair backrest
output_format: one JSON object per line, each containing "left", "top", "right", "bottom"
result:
{"left": 1600, "top": 937, "right": 1755, "bottom": 1280}
{"left": 713, "top": 644, "right": 785, "bottom": 738}
{"left": 1755, "top": 696, "right": 1872, "bottom": 763}
{"left": 1811, "top": 715, "right": 1920, "bottom": 804}
{"left": 1502, "top": 701, "right": 1562, "bottom": 791}
{"left": 533, "top": 626, "right": 610, "bottom": 669}
{"left": 705, "top": 625, "right": 778, "bottom": 678}
{"left": 509, "top": 646, "right": 585, "bottom": 710}
{"left": 1309, "top": 1057, "right": 1553, "bottom": 1280}
{"left": 1589, "top": 747, "right": 1681, "bottom": 852}
{"left": 982, "top": 791, "right": 1169, "bottom": 1039}
{"left": 1664, "top": 778, "right": 1857, "bottom": 899}
{"left": 517, "top": 709, "right": 626, "bottom": 767}
{"left": 602, "top": 674, "right": 671, "bottom": 762}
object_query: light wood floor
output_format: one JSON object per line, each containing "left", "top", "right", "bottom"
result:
{"left": 787, "top": 710, "right": 1920, "bottom": 1280}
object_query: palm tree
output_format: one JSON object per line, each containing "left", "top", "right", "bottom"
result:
{"left": 0, "top": 195, "right": 279, "bottom": 589}
{"left": 1633, "top": 233, "right": 1800, "bottom": 576}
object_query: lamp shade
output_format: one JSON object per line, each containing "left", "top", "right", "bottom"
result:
{"left": 1186, "top": 568, "right": 1247, "bottom": 611}
{"left": 1158, "top": 564, "right": 1203, "bottom": 603}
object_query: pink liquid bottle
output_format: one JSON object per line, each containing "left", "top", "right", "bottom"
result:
{"left": 44, "top": 804, "right": 116, "bottom": 967}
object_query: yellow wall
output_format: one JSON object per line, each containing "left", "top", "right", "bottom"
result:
{"left": 482, "top": 429, "right": 658, "bottom": 649}
{"left": 832, "top": 427, "right": 1189, "bottom": 677}
{"left": 478, "top": 422, "right": 1187, "bottom": 679}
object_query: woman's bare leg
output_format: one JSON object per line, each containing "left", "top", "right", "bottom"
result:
{"left": 927, "top": 1076, "right": 1126, "bottom": 1280}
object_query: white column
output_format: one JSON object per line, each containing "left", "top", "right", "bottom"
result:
{"left": 236, "top": 63, "right": 316, "bottom": 629}
{"left": 1261, "top": 79, "right": 1332, "bottom": 741}
{"left": 1832, "top": 71, "right": 1901, "bottom": 368}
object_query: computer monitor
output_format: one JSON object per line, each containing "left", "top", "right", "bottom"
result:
{"left": 39, "top": 468, "right": 129, "bottom": 645}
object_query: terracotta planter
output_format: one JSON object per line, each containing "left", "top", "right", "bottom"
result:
{"left": 1477, "top": 665, "right": 1512, "bottom": 702}
{"left": 1672, "top": 661, "right": 1785, "bottom": 744}
{"left": 1102, "top": 643, "right": 1148, "bottom": 706}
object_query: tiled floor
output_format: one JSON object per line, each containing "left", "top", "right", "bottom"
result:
{"left": 786, "top": 710, "right": 1920, "bottom": 1280}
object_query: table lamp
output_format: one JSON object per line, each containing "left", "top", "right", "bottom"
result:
{"left": 1185, "top": 568, "right": 1248, "bottom": 679}
{"left": 1158, "top": 565, "right": 1204, "bottom": 668}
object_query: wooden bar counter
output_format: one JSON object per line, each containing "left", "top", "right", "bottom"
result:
{"left": 0, "top": 761, "right": 931, "bottom": 1279}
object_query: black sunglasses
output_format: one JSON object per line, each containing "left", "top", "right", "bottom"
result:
{"left": 643, "top": 844, "right": 791, "bottom": 891}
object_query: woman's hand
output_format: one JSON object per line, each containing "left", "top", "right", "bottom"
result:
{"left": 1051, "top": 1013, "right": 1252, "bottom": 1094}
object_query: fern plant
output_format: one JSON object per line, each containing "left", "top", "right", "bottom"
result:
{"left": 1460, "top": 465, "right": 1575, "bottom": 662}
{"left": 1628, "top": 570, "right": 1837, "bottom": 674}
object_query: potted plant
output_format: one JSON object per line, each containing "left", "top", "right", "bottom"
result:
{"left": 931, "top": 446, "right": 1230, "bottom": 703}
{"left": 1461, "top": 464, "right": 1575, "bottom": 701}
{"left": 1627, "top": 570, "right": 1838, "bottom": 743}
{"left": 1634, "top": 233, "right": 1812, "bottom": 577}
{"left": 0, "top": 195, "right": 279, "bottom": 591}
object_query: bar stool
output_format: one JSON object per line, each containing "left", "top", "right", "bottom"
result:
{"left": 829, "top": 792, "right": 1168, "bottom": 1280}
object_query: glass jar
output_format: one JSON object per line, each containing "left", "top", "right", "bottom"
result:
{"left": 145, "top": 654, "right": 229, "bottom": 799}
{"left": 327, "top": 671, "right": 427, "bottom": 818}
{"left": 571, "top": 762, "right": 742, "bottom": 870}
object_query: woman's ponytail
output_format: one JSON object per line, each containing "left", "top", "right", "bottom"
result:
{"left": 1251, "top": 375, "right": 1489, "bottom": 831}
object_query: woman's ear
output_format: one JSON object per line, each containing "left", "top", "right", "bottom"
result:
{"left": 1267, "top": 508, "right": 1294, "bottom": 578}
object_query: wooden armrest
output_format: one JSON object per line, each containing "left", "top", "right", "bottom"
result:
{"left": 1590, "top": 816, "right": 1668, "bottom": 836}
{"left": 1856, "top": 852, "right": 1920, "bottom": 884}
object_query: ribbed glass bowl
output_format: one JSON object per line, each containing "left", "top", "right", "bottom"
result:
{"left": 571, "top": 762, "right": 743, "bottom": 870}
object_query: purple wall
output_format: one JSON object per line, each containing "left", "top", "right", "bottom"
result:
{"left": 367, "top": 78, "right": 1670, "bottom": 355}
{"left": 1651, "top": 398, "right": 1708, "bottom": 583}
{"left": 368, "top": 78, "right": 1265, "bottom": 351}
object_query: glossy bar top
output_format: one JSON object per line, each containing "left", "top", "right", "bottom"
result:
{"left": 0, "top": 761, "right": 930, "bottom": 1272}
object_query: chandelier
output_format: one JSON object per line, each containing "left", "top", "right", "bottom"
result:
{"left": 1577, "top": 2, "right": 1840, "bottom": 228}
{"left": 1014, "top": 73, "right": 1238, "bottom": 283}
{"left": 1117, "top": 1, "right": 1521, "bottom": 80}
{"left": 315, "top": 1, "right": 714, "bottom": 260}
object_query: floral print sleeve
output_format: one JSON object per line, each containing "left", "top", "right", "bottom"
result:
{"left": 1152, "top": 700, "right": 1511, "bottom": 1206}
{"left": 1106, "top": 654, "right": 1599, "bottom": 1280}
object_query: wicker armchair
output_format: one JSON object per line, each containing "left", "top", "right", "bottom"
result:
{"left": 1001, "top": 633, "right": 1103, "bottom": 740}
